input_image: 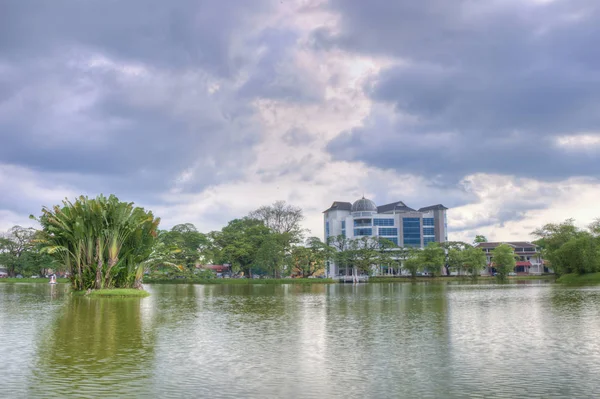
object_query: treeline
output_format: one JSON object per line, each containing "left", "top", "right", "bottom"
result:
{"left": 0, "top": 226, "right": 56, "bottom": 277}
{"left": 155, "top": 201, "right": 329, "bottom": 279}
{"left": 532, "top": 218, "right": 600, "bottom": 275}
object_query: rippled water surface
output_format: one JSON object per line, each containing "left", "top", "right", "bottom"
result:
{"left": 1, "top": 281, "right": 600, "bottom": 398}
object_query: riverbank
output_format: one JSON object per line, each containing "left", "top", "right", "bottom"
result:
{"left": 369, "top": 274, "right": 556, "bottom": 283}
{"left": 143, "top": 277, "right": 335, "bottom": 285}
{"left": 556, "top": 273, "right": 600, "bottom": 285}
{"left": 0, "top": 277, "right": 70, "bottom": 284}
{"left": 73, "top": 288, "right": 150, "bottom": 298}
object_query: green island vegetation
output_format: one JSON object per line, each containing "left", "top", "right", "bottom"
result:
{"left": 532, "top": 218, "right": 600, "bottom": 284}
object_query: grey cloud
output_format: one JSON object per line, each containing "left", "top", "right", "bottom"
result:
{"left": 320, "top": 0, "right": 600, "bottom": 181}
{"left": 0, "top": 0, "right": 311, "bottom": 213}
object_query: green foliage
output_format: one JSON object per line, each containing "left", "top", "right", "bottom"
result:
{"left": 158, "top": 224, "right": 207, "bottom": 270}
{"left": 0, "top": 226, "right": 56, "bottom": 277}
{"left": 418, "top": 242, "right": 445, "bottom": 277}
{"left": 531, "top": 218, "right": 600, "bottom": 275}
{"left": 474, "top": 235, "right": 488, "bottom": 243}
{"left": 207, "top": 218, "right": 272, "bottom": 277}
{"left": 552, "top": 233, "right": 600, "bottom": 275}
{"left": 491, "top": 244, "right": 517, "bottom": 280}
{"left": 403, "top": 255, "right": 421, "bottom": 278}
{"left": 33, "top": 194, "right": 160, "bottom": 290}
{"left": 462, "top": 246, "right": 487, "bottom": 277}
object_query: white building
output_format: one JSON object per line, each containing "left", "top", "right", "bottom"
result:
{"left": 323, "top": 197, "right": 448, "bottom": 277}
{"left": 474, "top": 242, "right": 550, "bottom": 275}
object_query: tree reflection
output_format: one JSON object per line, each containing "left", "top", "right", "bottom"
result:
{"left": 29, "top": 296, "right": 155, "bottom": 397}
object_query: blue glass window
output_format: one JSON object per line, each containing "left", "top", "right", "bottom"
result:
{"left": 354, "top": 228, "right": 373, "bottom": 236}
{"left": 403, "top": 218, "right": 421, "bottom": 246}
{"left": 379, "top": 228, "right": 398, "bottom": 236}
{"left": 373, "top": 218, "right": 394, "bottom": 226}
{"left": 325, "top": 221, "right": 329, "bottom": 237}
{"left": 423, "top": 227, "right": 435, "bottom": 236}
{"left": 423, "top": 218, "right": 435, "bottom": 226}
{"left": 341, "top": 221, "right": 346, "bottom": 229}
{"left": 424, "top": 237, "right": 436, "bottom": 245}
{"left": 354, "top": 219, "right": 372, "bottom": 227}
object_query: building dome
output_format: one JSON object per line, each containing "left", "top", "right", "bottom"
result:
{"left": 351, "top": 197, "right": 377, "bottom": 213}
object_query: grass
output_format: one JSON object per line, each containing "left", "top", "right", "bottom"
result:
{"left": 143, "top": 277, "right": 335, "bottom": 285}
{"left": 73, "top": 288, "right": 150, "bottom": 298}
{"left": 0, "top": 277, "right": 70, "bottom": 284}
{"left": 556, "top": 273, "right": 600, "bottom": 285}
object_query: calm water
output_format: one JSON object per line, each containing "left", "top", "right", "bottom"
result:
{"left": 1, "top": 281, "right": 600, "bottom": 398}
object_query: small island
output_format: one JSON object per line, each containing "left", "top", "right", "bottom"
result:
{"left": 32, "top": 194, "right": 159, "bottom": 297}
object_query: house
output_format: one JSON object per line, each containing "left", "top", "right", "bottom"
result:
{"left": 474, "top": 242, "right": 552, "bottom": 275}
{"left": 196, "top": 264, "right": 231, "bottom": 275}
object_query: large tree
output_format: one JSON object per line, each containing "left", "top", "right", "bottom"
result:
{"left": 159, "top": 223, "right": 208, "bottom": 270}
{"left": 208, "top": 218, "right": 271, "bottom": 277}
{"left": 473, "top": 235, "right": 488, "bottom": 243}
{"left": 462, "top": 246, "right": 488, "bottom": 278}
{"left": 491, "top": 244, "right": 517, "bottom": 280}
{"left": 418, "top": 242, "right": 446, "bottom": 277}
{"left": 248, "top": 201, "right": 304, "bottom": 243}
{"left": 33, "top": 195, "right": 160, "bottom": 290}
{"left": 0, "top": 226, "right": 37, "bottom": 276}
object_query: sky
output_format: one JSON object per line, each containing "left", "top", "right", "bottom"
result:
{"left": 1, "top": 0, "right": 599, "bottom": 243}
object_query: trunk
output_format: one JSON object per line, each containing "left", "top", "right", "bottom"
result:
{"left": 133, "top": 278, "right": 143, "bottom": 289}
{"left": 95, "top": 260, "right": 102, "bottom": 290}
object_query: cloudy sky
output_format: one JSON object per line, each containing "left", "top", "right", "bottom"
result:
{"left": 1, "top": 0, "right": 599, "bottom": 242}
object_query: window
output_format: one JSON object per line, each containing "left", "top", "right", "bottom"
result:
{"left": 379, "top": 228, "right": 398, "bottom": 236}
{"left": 403, "top": 218, "right": 421, "bottom": 246}
{"left": 354, "top": 219, "right": 372, "bottom": 227}
{"left": 423, "top": 218, "right": 435, "bottom": 226}
{"left": 424, "top": 237, "right": 436, "bottom": 245}
{"left": 325, "top": 221, "right": 329, "bottom": 237}
{"left": 374, "top": 218, "right": 394, "bottom": 226}
{"left": 341, "top": 221, "right": 346, "bottom": 229}
{"left": 354, "top": 228, "right": 372, "bottom": 236}
{"left": 423, "top": 227, "right": 435, "bottom": 236}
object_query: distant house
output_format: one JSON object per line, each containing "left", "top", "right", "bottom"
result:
{"left": 474, "top": 242, "right": 552, "bottom": 275}
{"left": 196, "top": 264, "right": 231, "bottom": 274}
{"left": 0, "top": 266, "right": 7, "bottom": 277}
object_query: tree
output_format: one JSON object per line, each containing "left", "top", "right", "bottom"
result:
{"left": 418, "top": 242, "right": 445, "bottom": 277}
{"left": 462, "top": 246, "right": 487, "bottom": 278}
{"left": 208, "top": 218, "right": 271, "bottom": 277}
{"left": 491, "top": 244, "right": 517, "bottom": 280}
{"left": 0, "top": 226, "right": 37, "bottom": 276}
{"left": 552, "top": 233, "right": 600, "bottom": 275}
{"left": 403, "top": 250, "right": 422, "bottom": 278}
{"left": 289, "top": 237, "right": 331, "bottom": 278}
{"left": 532, "top": 219, "right": 584, "bottom": 275}
{"left": 33, "top": 194, "right": 160, "bottom": 290}
{"left": 254, "top": 233, "right": 287, "bottom": 278}
{"left": 248, "top": 201, "right": 304, "bottom": 243}
{"left": 442, "top": 241, "right": 472, "bottom": 276}
{"left": 474, "top": 235, "right": 488, "bottom": 243}
{"left": 446, "top": 248, "right": 465, "bottom": 276}
{"left": 159, "top": 223, "right": 207, "bottom": 270}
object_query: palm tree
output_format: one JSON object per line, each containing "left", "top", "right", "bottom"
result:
{"left": 32, "top": 195, "right": 160, "bottom": 290}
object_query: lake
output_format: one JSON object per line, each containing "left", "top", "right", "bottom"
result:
{"left": 1, "top": 281, "right": 600, "bottom": 398}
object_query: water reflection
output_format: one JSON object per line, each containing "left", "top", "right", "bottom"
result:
{"left": 2, "top": 281, "right": 600, "bottom": 398}
{"left": 29, "top": 296, "right": 155, "bottom": 399}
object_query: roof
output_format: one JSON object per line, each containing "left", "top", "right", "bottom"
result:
{"left": 516, "top": 261, "right": 532, "bottom": 267}
{"left": 418, "top": 204, "right": 448, "bottom": 212}
{"left": 323, "top": 201, "right": 352, "bottom": 213}
{"left": 351, "top": 197, "right": 377, "bottom": 213}
{"left": 377, "top": 201, "right": 416, "bottom": 213}
{"left": 475, "top": 242, "right": 538, "bottom": 249}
